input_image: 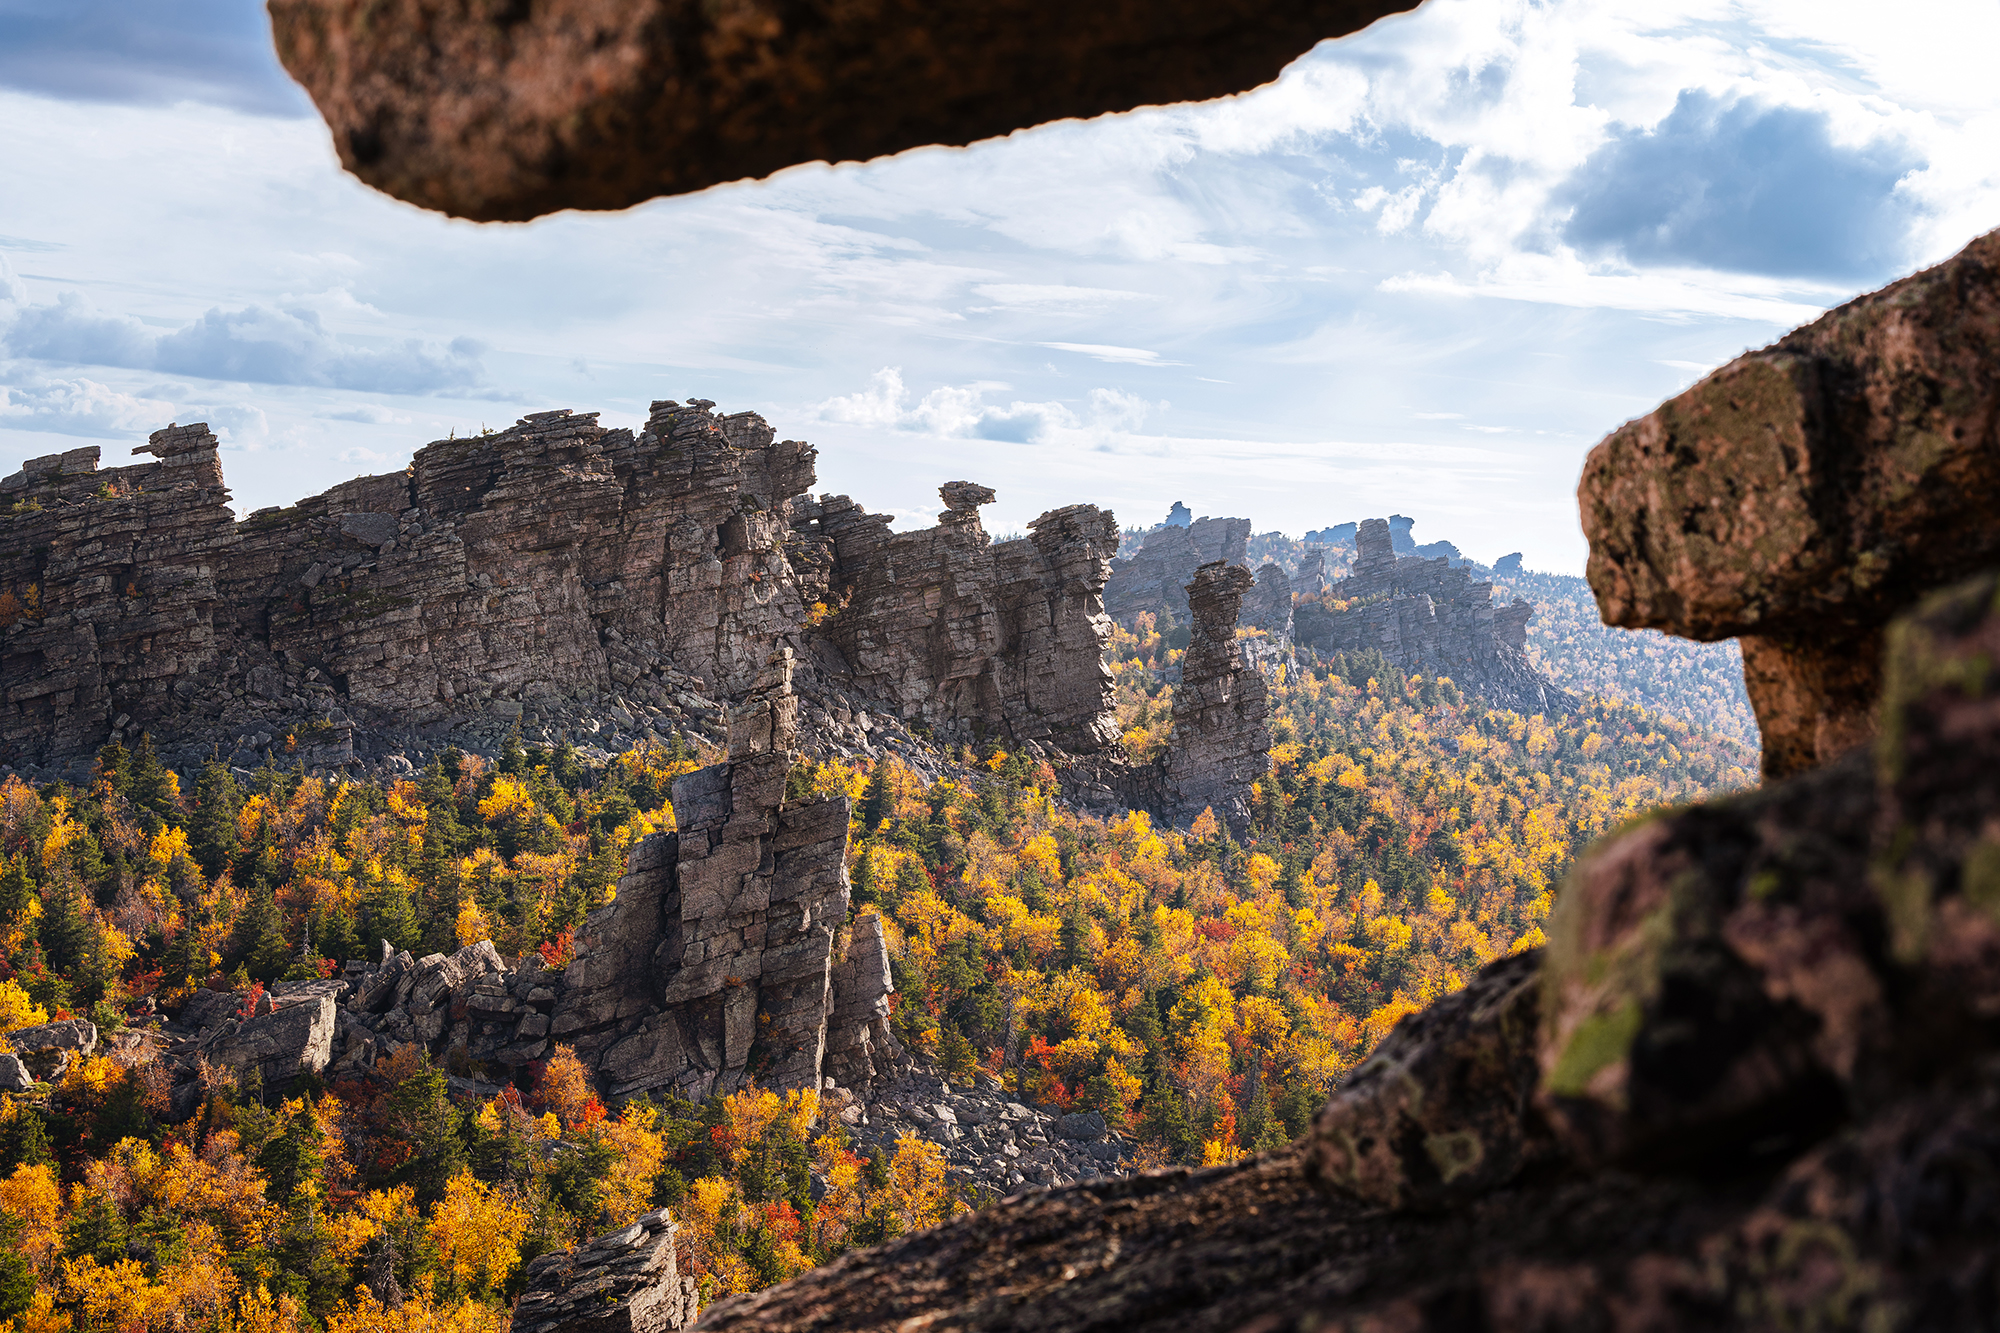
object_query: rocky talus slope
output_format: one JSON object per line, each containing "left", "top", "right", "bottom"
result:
{"left": 667, "top": 230, "right": 2000, "bottom": 1332}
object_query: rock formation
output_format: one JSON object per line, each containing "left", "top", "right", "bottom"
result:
{"left": 1294, "top": 517, "right": 1573, "bottom": 716}
{"left": 0, "top": 408, "right": 1131, "bottom": 781}
{"left": 1102, "top": 516, "right": 1250, "bottom": 628}
{"left": 513, "top": 1208, "right": 697, "bottom": 1333}
{"left": 797, "top": 485, "right": 1122, "bottom": 752}
{"left": 1162, "top": 564, "right": 1270, "bottom": 835}
{"left": 1580, "top": 228, "right": 2000, "bottom": 777}
{"left": 1237, "top": 562, "right": 1294, "bottom": 637}
{"left": 1304, "top": 521, "right": 1358, "bottom": 548}
{"left": 693, "top": 565, "right": 2000, "bottom": 1332}
{"left": 267, "top": 0, "right": 1420, "bottom": 221}
{"left": 560, "top": 652, "right": 860, "bottom": 1101}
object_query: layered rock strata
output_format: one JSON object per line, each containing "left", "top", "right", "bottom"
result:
{"left": 513, "top": 1208, "right": 696, "bottom": 1333}
{"left": 1294, "top": 517, "right": 1572, "bottom": 716}
{"left": 1102, "top": 515, "right": 1250, "bottom": 628}
{"left": 694, "top": 569, "right": 2000, "bottom": 1332}
{"left": 1580, "top": 226, "right": 2000, "bottom": 777}
{"left": 1058, "top": 560, "right": 1272, "bottom": 836}
{"left": 269, "top": 0, "right": 1420, "bottom": 221}
{"left": 1162, "top": 564, "right": 1271, "bottom": 835}
{"left": 552, "top": 656, "right": 865, "bottom": 1101}
{"left": 798, "top": 484, "right": 1122, "bottom": 752}
{"left": 1, "top": 410, "right": 1131, "bottom": 780}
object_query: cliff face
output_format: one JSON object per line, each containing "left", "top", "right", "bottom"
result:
{"left": 799, "top": 484, "right": 1122, "bottom": 753}
{"left": 1294, "top": 517, "right": 1573, "bottom": 716}
{"left": 0, "top": 406, "right": 1134, "bottom": 778}
{"left": 1102, "top": 515, "right": 1250, "bottom": 628}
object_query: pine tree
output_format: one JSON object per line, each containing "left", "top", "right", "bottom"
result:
{"left": 36, "top": 872, "right": 91, "bottom": 979}
{"left": 92, "top": 737, "right": 130, "bottom": 796}
{"left": 0, "top": 856, "right": 30, "bottom": 927}
{"left": 127, "top": 732, "right": 180, "bottom": 827}
{"left": 362, "top": 878, "right": 421, "bottom": 955}
{"left": 389, "top": 1058, "right": 468, "bottom": 1205}
{"left": 860, "top": 765, "right": 894, "bottom": 832}
{"left": 189, "top": 759, "right": 242, "bottom": 879}
{"left": 232, "top": 882, "right": 292, "bottom": 981}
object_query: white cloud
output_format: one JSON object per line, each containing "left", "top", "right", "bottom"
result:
{"left": 1039, "top": 342, "right": 1182, "bottom": 366}
{"left": 0, "top": 368, "right": 170, "bottom": 437}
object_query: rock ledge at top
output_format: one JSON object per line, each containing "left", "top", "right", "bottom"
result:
{"left": 267, "top": 0, "right": 1420, "bottom": 221}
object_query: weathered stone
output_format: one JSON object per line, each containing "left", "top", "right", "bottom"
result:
{"left": 513, "top": 1207, "right": 695, "bottom": 1333}
{"left": 802, "top": 486, "right": 1122, "bottom": 752}
{"left": 0, "top": 1054, "right": 33, "bottom": 1092}
{"left": 1293, "top": 517, "right": 1572, "bottom": 717}
{"left": 6, "top": 1018, "right": 99, "bottom": 1057}
{"left": 1103, "top": 515, "right": 1249, "bottom": 629}
{"left": 1163, "top": 563, "right": 1269, "bottom": 836}
{"left": 824, "top": 911, "right": 903, "bottom": 1096}
{"left": 558, "top": 661, "right": 852, "bottom": 1101}
{"left": 201, "top": 994, "right": 338, "bottom": 1091}
{"left": 1239, "top": 562, "right": 1294, "bottom": 637}
{"left": 268, "top": 0, "right": 1419, "bottom": 221}
{"left": 1308, "top": 950, "right": 1550, "bottom": 1210}
{"left": 1580, "top": 228, "right": 2000, "bottom": 776}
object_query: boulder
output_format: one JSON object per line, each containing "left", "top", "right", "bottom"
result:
{"left": 1579, "top": 228, "right": 2000, "bottom": 776}
{"left": 202, "top": 994, "right": 338, "bottom": 1091}
{"left": 0, "top": 1054, "right": 33, "bottom": 1092}
{"left": 1307, "top": 949, "right": 1549, "bottom": 1210}
{"left": 512, "top": 1208, "right": 695, "bottom": 1333}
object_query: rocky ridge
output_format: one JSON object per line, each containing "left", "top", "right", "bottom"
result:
{"left": 1295, "top": 517, "right": 1574, "bottom": 716}
{"left": 1, "top": 408, "right": 1266, "bottom": 835}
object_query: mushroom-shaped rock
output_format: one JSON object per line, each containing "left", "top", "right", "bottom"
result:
{"left": 1579, "top": 228, "right": 2000, "bottom": 777}
{"left": 938, "top": 481, "right": 997, "bottom": 512}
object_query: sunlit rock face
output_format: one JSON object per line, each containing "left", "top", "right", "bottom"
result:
{"left": 0, "top": 407, "right": 1134, "bottom": 780}
{"left": 1580, "top": 227, "right": 2000, "bottom": 777}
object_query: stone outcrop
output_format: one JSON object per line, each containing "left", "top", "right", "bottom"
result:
{"left": 3, "top": 1018, "right": 99, "bottom": 1083}
{"left": 552, "top": 655, "right": 858, "bottom": 1101}
{"left": 0, "top": 403, "right": 812, "bottom": 776}
{"left": 823, "top": 911, "right": 903, "bottom": 1096}
{"left": 798, "top": 485, "right": 1122, "bottom": 752}
{"left": 695, "top": 568, "right": 2000, "bottom": 1332}
{"left": 194, "top": 983, "right": 340, "bottom": 1092}
{"left": 1580, "top": 227, "right": 2000, "bottom": 777}
{"left": 1238, "top": 562, "right": 1294, "bottom": 637}
{"left": 1, "top": 409, "right": 1130, "bottom": 781}
{"left": 1102, "top": 515, "right": 1249, "bottom": 628}
{"left": 1294, "top": 517, "right": 1573, "bottom": 716}
{"left": 267, "top": 0, "right": 1420, "bottom": 221}
{"left": 835, "top": 1069, "right": 1137, "bottom": 1196}
{"left": 1162, "top": 563, "right": 1269, "bottom": 835}
{"left": 513, "top": 1208, "right": 696, "bottom": 1333}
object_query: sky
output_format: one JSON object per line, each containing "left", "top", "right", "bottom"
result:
{"left": 2, "top": 1, "right": 1997, "bottom": 572}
